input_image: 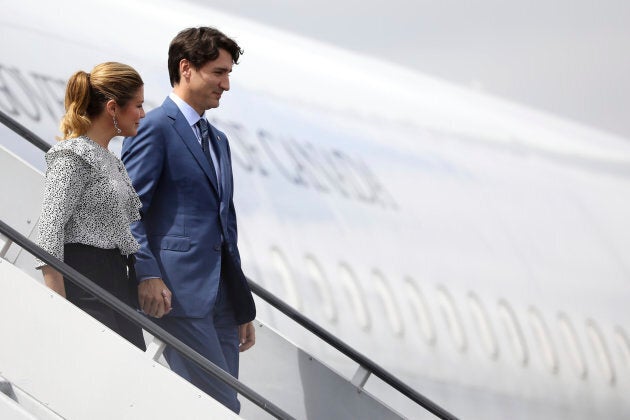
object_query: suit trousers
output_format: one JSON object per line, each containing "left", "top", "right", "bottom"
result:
{"left": 63, "top": 243, "right": 146, "bottom": 351}
{"left": 155, "top": 278, "right": 241, "bottom": 413}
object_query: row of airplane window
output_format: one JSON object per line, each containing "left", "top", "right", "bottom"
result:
{"left": 262, "top": 246, "right": 629, "bottom": 387}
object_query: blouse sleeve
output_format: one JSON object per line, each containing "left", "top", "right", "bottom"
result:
{"left": 36, "top": 150, "right": 90, "bottom": 267}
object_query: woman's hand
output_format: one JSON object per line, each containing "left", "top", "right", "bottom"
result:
{"left": 41, "top": 265, "right": 67, "bottom": 298}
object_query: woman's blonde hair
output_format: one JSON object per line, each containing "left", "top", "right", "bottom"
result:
{"left": 59, "top": 62, "right": 143, "bottom": 140}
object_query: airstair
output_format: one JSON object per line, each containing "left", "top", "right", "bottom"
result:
{"left": 0, "top": 112, "right": 458, "bottom": 419}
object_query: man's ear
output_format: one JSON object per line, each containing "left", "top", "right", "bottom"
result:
{"left": 179, "top": 59, "right": 191, "bottom": 81}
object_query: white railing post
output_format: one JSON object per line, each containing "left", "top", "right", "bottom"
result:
{"left": 351, "top": 365, "right": 371, "bottom": 388}
{"left": 145, "top": 336, "right": 167, "bottom": 362}
{"left": 0, "top": 235, "right": 12, "bottom": 258}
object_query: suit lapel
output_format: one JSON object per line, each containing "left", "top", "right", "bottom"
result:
{"left": 163, "top": 97, "right": 220, "bottom": 196}
{"left": 209, "top": 124, "right": 229, "bottom": 202}
{"left": 208, "top": 124, "right": 229, "bottom": 238}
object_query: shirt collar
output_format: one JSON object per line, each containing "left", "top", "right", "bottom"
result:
{"left": 169, "top": 92, "right": 206, "bottom": 126}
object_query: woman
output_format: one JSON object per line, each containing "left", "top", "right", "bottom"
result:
{"left": 37, "top": 62, "right": 150, "bottom": 350}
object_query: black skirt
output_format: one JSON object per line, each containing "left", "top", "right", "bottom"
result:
{"left": 63, "top": 243, "right": 146, "bottom": 351}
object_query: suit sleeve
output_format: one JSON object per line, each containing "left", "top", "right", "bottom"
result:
{"left": 225, "top": 139, "right": 242, "bottom": 266}
{"left": 36, "top": 151, "right": 89, "bottom": 267}
{"left": 121, "top": 119, "right": 166, "bottom": 282}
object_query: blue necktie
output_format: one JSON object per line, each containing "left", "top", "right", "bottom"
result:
{"left": 197, "top": 119, "right": 221, "bottom": 195}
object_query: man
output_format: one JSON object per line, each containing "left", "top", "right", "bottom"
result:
{"left": 121, "top": 27, "right": 256, "bottom": 413}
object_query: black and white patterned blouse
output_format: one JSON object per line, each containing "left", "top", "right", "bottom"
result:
{"left": 36, "top": 136, "right": 141, "bottom": 267}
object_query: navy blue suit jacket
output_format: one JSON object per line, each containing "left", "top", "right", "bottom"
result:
{"left": 121, "top": 97, "right": 255, "bottom": 323}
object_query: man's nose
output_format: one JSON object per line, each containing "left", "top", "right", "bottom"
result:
{"left": 220, "top": 75, "right": 230, "bottom": 91}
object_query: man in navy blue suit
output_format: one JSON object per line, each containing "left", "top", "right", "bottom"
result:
{"left": 121, "top": 27, "right": 256, "bottom": 413}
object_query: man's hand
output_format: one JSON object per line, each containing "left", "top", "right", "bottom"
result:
{"left": 238, "top": 321, "right": 255, "bottom": 352}
{"left": 138, "top": 278, "right": 172, "bottom": 318}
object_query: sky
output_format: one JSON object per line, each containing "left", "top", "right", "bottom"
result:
{"left": 197, "top": 0, "right": 630, "bottom": 140}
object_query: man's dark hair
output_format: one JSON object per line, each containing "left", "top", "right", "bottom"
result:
{"left": 168, "top": 27, "right": 243, "bottom": 87}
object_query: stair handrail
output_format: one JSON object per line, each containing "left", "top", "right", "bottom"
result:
{"left": 247, "top": 279, "right": 459, "bottom": 420}
{"left": 0, "top": 218, "right": 295, "bottom": 420}
{"left": 0, "top": 110, "right": 51, "bottom": 152}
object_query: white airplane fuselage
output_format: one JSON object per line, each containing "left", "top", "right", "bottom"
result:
{"left": 1, "top": 0, "right": 629, "bottom": 418}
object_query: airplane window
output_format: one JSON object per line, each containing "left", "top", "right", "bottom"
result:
{"left": 613, "top": 326, "right": 630, "bottom": 371}
{"left": 498, "top": 300, "right": 528, "bottom": 366}
{"left": 585, "top": 319, "right": 616, "bottom": 385}
{"left": 304, "top": 254, "right": 337, "bottom": 323}
{"left": 467, "top": 293, "right": 498, "bottom": 360}
{"left": 403, "top": 278, "right": 436, "bottom": 346}
{"left": 372, "top": 270, "right": 404, "bottom": 337}
{"left": 338, "top": 262, "right": 371, "bottom": 331}
{"left": 528, "top": 307, "right": 559, "bottom": 374}
{"left": 557, "top": 313, "right": 588, "bottom": 380}
{"left": 270, "top": 246, "right": 301, "bottom": 310}
{"left": 436, "top": 286, "right": 467, "bottom": 353}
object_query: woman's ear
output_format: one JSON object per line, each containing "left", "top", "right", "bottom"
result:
{"left": 105, "top": 99, "right": 117, "bottom": 117}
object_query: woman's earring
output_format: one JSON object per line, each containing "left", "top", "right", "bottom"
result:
{"left": 113, "top": 116, "right": 122, "bottom": 135}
